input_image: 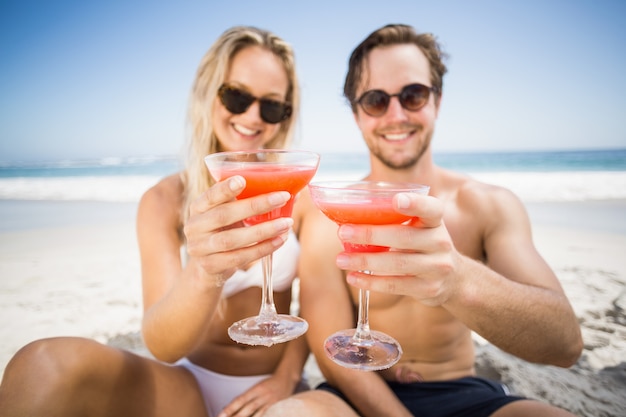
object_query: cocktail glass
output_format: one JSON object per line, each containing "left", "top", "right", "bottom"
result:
{"left": 308, "top": 181, "right": 430, "bottom": 370}
{"left": 204, "top": 150, "right": 319, "bottom": 346}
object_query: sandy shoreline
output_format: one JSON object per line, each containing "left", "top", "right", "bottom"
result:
{"left": 0, "top": 199, "right": 625, "bottom": 416}
{"left": 0, "top": 204, "right": 143, "bottom": 364}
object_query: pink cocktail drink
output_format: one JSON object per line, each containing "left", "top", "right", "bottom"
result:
{"left": 211, "top": 164, "right": 317, "bottom": 225}
{"left": 314, "top": 198, "right": 414, "bottom": 252}
{"left": 308, "top": 180, "right": 430, "bottom": 371}
{"left": 203, "top": 150, "right": 319, "bottom": 347}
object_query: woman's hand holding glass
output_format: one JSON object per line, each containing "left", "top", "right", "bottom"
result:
{"left": 217, "top": 372, "right": 297, "bottom": 417}
{"left": 184, "top": 175, "right": 293, "bottom": 289}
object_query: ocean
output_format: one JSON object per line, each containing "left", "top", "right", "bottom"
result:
{"left": 1, "top": 149, "right": 626, "bottom": 203}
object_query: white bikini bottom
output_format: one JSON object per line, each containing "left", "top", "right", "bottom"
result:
{"left": 175, "top": 357, "right": 308, "bottom": 417}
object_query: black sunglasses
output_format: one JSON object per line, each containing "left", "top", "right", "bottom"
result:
{"left": 218, "top": 84, "right": 292, "bottom": 124}
{"left": 355, "top": 83, "right": 439, "bottom": 117}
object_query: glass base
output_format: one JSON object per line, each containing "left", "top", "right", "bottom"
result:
{"left": 324, "top": 329, "right": 403, "bottom": 371}
{"left": 228, "top": 314, "right": 309, "bottom": 347}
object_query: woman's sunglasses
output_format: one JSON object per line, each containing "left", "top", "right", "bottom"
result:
{"left": 355, "top": 83, "right": 439, "bottom": 117}
{"left": 218, "top": 84, "right": 292, "bottom": 124}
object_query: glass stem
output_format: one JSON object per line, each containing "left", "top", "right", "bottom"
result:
{"left": 259, "top": 253, "right": 278, "bottom": 321}
{"left": 353, "top": 288, "right": 372, "bottom": 341}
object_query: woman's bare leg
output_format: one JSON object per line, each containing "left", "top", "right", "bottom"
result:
{"left": 0, "top": 337, "right": 207, "bottom": 417}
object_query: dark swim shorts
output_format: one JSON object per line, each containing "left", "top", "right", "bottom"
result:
{"left": 317, "top": 376, "right": 525, "bottom": 417}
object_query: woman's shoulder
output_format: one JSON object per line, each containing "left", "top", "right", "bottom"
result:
{"left": 141, "top": 173, "right": 185, "bottom": 205}
{"left": 138, "top": 173, "right": 185, "bottom": 224}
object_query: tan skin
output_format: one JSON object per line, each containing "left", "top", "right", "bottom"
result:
{"left": 265, "top": 44, "right": 582, "bottom": 417}
{"left": 0, "top": 45, "right": 308, "bottom": 417}
{"left": 138, "top": 44, "right": 310, "bottom": 417}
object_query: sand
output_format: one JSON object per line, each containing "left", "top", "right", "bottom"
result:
{"left": 0, "top": 199, "right": 624, "bottom": 416}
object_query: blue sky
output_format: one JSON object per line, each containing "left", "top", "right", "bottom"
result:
{"left": 1, "top": 0, "right": 625, "bottom": 163}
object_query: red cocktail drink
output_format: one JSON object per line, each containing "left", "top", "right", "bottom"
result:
{"left": 211, "top": 164, "right": 317, "bottom": 225}
{"left": 204, "top": 150, "right": 319, "bottom": 346}
{"left": 308, "top": 180, "right": 430, "bottom": 371}
{"left": 314, "top": 198, "right": 414, "bottom": 252}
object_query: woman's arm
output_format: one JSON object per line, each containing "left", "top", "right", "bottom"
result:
{"left": 138, "top": 175, "right": 293, "bottom": 362}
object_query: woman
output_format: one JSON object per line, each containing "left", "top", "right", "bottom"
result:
{"left": 0, "top": 26, "right": 309, "bottom": 417}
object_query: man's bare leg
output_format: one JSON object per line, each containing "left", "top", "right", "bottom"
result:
{"left": 265, "top": 390, "right": 359, "bottom": 417}
{"left": 492, "top": 399, "right": 577, "bottom": 417}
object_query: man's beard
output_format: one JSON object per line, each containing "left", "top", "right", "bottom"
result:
{"left": 369, "top": 129, "right": 433, "bottom": 170}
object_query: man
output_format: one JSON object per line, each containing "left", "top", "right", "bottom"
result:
{"left": 266, "top": 24, "right": 582, "bottom": 417}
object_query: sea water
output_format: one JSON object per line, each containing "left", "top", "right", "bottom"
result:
{"left": 1, "top": 149, "right": 625, "bottom": 203}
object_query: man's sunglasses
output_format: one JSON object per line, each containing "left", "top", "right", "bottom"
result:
{"left": 355, "top": 83, "right": 439, "bottom": 117}
{"left": 218, "top": 84, "right": 292, "bottom": 124}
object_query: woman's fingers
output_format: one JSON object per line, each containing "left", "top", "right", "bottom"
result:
{"left": 189, "top": 176, "right": 246, "bottom": 216}
{"left": 192, "top": 217, "right": 294, "bottom": 255}
{"left": 186, "top": 187, "right": 290, "bottom": 243}
{"left": 194, "top": 230, "right": 290, "bottom": 276}
{"left": 189, "top": 178, "right": 291, "bottom": 227}
{"left": 183, "top": 177, "right": 295, "bottom": 277}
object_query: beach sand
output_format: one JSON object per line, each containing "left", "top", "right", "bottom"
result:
{"left": 0, "top": 199, "right": 624, "bottom": 416}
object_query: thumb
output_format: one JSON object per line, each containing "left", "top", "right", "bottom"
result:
{"left": 394, "top": 193, "right": 442, "bottom": 228}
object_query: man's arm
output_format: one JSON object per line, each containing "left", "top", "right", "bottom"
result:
{"left": 456, "top": 185, "right": 582, "bottom": 365}
{"left": 335, "top": 185, "right": 582, "bottom": 367}
{"left": 298, "top": 194, "right": 413, "bottom": 417}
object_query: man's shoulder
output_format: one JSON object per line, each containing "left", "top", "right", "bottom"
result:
{"left": 455, "top": 179, "right": 530, "bottom": 244}
{"left": 460, "top": 176, "right": 518, "bottom": 204}
{"left": 437, "top": 168, "right": 517, "bottom": 202}
{"left": 438, "top": 169, "right": 523, "bottom": 217}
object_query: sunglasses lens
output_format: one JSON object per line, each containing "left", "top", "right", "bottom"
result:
{"left": 219, "top": 85, "right": 290, "bottom": 124}
{"left": 359, "top": 91, "right": 390, "bottom": 117}
{"left": 399, "top": 84, "right": 430, "bottom": 111}
{"left": 260, "top": 99, "right": 291, "bottom": 124}
{"left": 219, "top": 87, "right": 254, "bottom": 114}
{"left": 357, "top": 84, "right": 434, "bottom": 117}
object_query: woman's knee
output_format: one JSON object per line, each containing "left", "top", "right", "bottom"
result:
{"left": 4, "top": 337, "right": 107, "bottom": 389}
{"left": 1, "top": 338, "right": 94, "bottom": 413}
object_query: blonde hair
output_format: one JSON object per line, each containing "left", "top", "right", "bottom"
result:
{"left": 181, "top": 26, "right": 299, "bottom": 223}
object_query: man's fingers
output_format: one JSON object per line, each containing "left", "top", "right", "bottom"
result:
{"left": 393, "top": 193, "right": 443, "bottom": 228}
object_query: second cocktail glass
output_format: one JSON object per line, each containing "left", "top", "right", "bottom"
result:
{"left": 204, "top": 150, "right": 319, "bottom": 346}
{"left": 308, "top": 180, "right": 430, "bottom": 370}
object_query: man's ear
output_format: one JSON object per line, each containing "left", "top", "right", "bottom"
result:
{"left": 434, "top": 93, "right": 443, "bottom": 118}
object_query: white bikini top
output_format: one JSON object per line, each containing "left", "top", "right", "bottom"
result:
{"left": 221, "top": 229, "right": 300, "bottom": 298}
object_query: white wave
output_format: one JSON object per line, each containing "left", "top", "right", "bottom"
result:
{"left": 99, "top": 157, "right": 124, "bottom": 166}
{"left": 314, "top": 170, "right": 626, "bottom": 202}
{"left": 1, "top": 171, "right": 625, "bottom": 203}
{"left": 0, "top": 176, "right": 161, "bottom": 202}
{"left": 470, "top": 171, "right": 626, "bottom": 202}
